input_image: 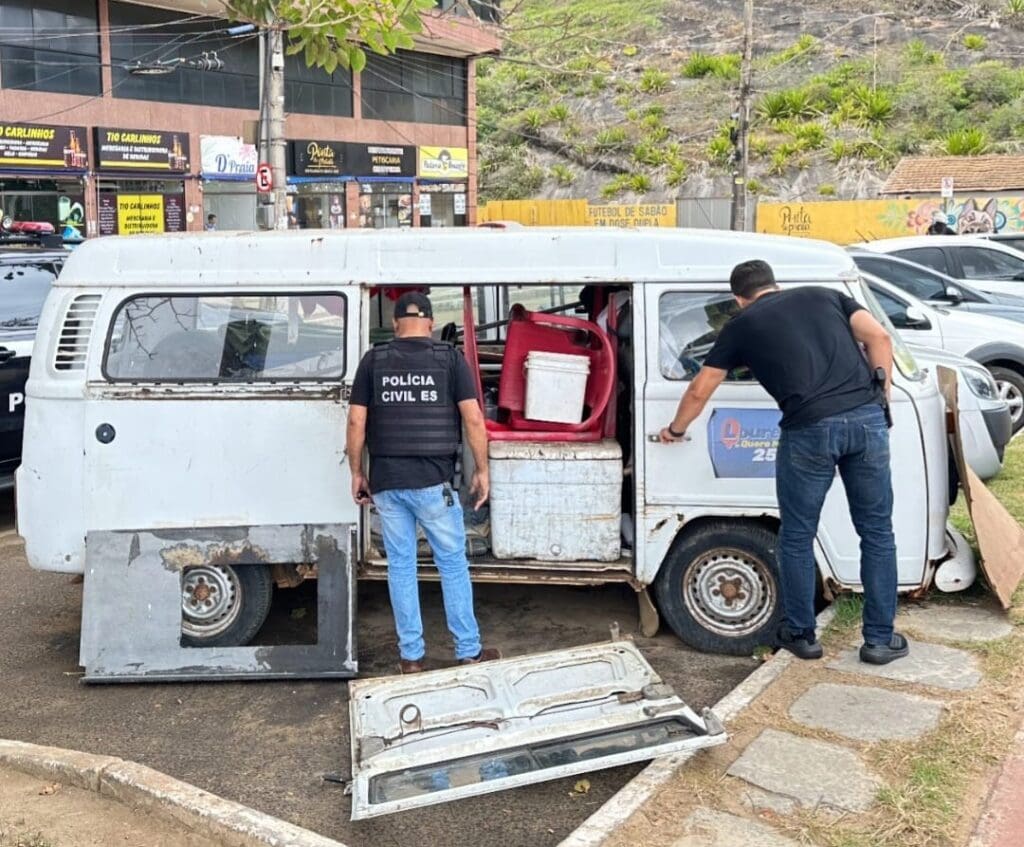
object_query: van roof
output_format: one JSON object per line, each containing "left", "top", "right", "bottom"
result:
{"left": 56, "top": 228, "right": 858, "bottom": 287}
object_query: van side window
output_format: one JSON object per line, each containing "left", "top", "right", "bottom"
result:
{"left": 104, "top": 293, "right": 346, "bottom": 381}
{"left": 658, "top": 292, "right": 751, "bottom": 381}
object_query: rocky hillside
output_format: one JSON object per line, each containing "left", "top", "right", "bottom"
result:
{"left": 476, "top": 0, "right": 1024, "bottom": 203}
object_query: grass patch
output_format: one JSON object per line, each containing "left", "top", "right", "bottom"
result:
{"left": 0, "top": 829, "right": 55, "bottom": 847}
{"left": 821, "top": 594, "right": 864, "bottom": 644}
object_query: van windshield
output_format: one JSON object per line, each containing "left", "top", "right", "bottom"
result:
{"left": 856, "top": 279, "right": 922, "bottom": 380}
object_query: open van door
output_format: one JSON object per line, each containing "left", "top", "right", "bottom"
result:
{"left": 347, "top": 641, "right": 725, "bottom": 819}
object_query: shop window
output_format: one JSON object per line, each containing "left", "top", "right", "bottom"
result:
{"left": 104, "top": 293, "right": 347, "bottom": 382}
{"left": 357, "top": 184, "right": 413, "bottom": 229}
{"left": 0, "top": 0, "right": 101, "bottom": 95}
{"left": 108, "top": 2, "right": 259, "bottom": 109}
{"left": 362, "top": 51, "right": 466, "bottom": 126}
{"left": 285, "top": 55, "right": 353, "bottom": 117}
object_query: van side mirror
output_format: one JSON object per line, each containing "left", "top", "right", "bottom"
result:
{"left": 903, "top": 306, "right": 932, "bottom": 330}
{"left": 943, "top": 285, "right": 964, "bottom": 304}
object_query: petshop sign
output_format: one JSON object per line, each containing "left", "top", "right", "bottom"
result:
{"left": 200, "top": 136, "right": 258, "bottom": 181}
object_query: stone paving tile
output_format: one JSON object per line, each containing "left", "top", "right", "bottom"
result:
{"left": 670, "top": 807, "right": 806, "bottom": 847}
{"left": 789, "top": 682, "right": 944, "bottom": 742}
{"left": 897, "top": 603, "right": 1012, "bottom": 643}
{"left": 829, "top": 640, "right": 982, "bottom": 691}
{"left": 739, "top": 786, "right": 797, "bottom": 816}
{"left": 727, "top": 729, "right": 882, "bottom": 812}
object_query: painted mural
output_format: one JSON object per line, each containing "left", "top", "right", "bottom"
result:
{"left": 758, "top": 196, "right": 1024, "bottom": 244}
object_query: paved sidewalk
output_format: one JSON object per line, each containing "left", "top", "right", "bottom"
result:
{"left": 970, "top": 728, "right": 1024, "bottom": 847}
{"left": 577, "top": 599, "right": 1020, "bottom": 847}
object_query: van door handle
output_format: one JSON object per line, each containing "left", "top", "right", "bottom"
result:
{"left": 647, "top": 433, "right": 692, "bottom": 443}
{"left": 0, "top": 348, "right": 14, "bottom": 363}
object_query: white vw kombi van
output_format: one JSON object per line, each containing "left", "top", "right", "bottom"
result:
{"left": 17, "top": 228, "right": 973, "bottom": 657}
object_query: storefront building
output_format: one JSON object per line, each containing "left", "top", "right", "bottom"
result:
{"left": 0, "top": 121, "right": 89, "bottom": 239}
{"left": 0, "top": 0, "right": 499, "bottom": 236}
{"left": 200, "top": 136, "right": 258, "bottom": 231}
{"left": 94, "top": 126, "right": 190, "bottom": 235}
{"left": 417, "top": 146, "right": 469, "bottom": 227}
{"left": 288, "top": 140, "right": 420, "bottom": 229}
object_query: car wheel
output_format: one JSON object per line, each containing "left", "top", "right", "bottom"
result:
{"left": 989, "top": 366, "right": 1024, "bottom": 433}
{"left": 180, "top": 563, "right": 273, "bottom": 647}
{"left": 654, "top": 521, "right": 782, "bottom": 656}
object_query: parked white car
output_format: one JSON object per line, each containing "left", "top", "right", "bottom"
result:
{"left": 854, "top": 236, "right": 1024, "bottom": 297}
{"left": 863, "top": 273, "right": 1024, "bottom": 433}
{"left": 905, "top": 344, "right": 1008, "bottom": 483}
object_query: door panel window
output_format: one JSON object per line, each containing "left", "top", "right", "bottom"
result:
{"left": 658, "top": 292, "right": 751, "bottom": 381}
{"left": 893, "top": 247, "right": 949, "bottom": 275}
{"left": 954, "top": 246, "right": 1024, "bottom": 280}
{"left": 104, "top": 293, "right": 346, "bottom": 381}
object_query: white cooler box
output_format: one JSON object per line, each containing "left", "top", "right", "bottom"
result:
{"left": 489, "top": 440, "right": 622, "bottom": 562}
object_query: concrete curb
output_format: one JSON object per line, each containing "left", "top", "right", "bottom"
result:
{"left": 557, "top": 606, "right": 837, "bottom": 847}
{"left": 0, "top": 738, "right": 348, "bottom": 847}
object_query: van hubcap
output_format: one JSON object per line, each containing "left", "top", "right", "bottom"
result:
{"left": 181, "top": 565, "right": 241, "bottom": 639}
{"left": 683, "top": 548, "right": 776, "bottom": 637}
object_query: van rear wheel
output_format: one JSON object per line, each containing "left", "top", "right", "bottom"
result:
{"left": 655, "top": 522, "right": 782, "bottom": 656}
{"left": 180, "top": 563, "right": 273, "bottom": 647}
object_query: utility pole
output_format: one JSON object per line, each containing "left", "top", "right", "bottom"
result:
{"left": 731, "top": 0, "right": 753, "bottom": 232}
{"left": 267, "top": 24, "right": 289, "bottom": 230}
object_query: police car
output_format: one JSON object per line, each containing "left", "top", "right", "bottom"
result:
{"left": 0, "top": 226, "right": 67, "bottom": 489}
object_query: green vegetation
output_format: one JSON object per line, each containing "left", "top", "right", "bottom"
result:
{"left": 549, "top": 163, "right": 576, "bottom": 185}
{"left": 477, "top": 0, "right": 1024, "bottom": 201}
{"left": 681, "top": 51, "right": 741, "bottom": 80}
{"left": 943, "top": 127, "right": 990, "bottom": 155}
{"left": 817, "top": 182, "right": 836, "bottom": 196}
{"left": 639, "top": 68, "right": 672, "bottom": 93}
{"left": 594, "top": 126, "right": 630, "bottom": 151}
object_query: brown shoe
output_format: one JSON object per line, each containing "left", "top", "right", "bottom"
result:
{"left": 459, "top": 647, "right": 502, "bottom": 665}
{"left": 399, "top": 658, "right": 425, "bottom": 674}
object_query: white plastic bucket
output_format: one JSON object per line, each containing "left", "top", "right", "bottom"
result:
{"left": 524, "top": 351, "right": 590, "bottom": 423}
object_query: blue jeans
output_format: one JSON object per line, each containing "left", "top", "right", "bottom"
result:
{"left": 776, "top": 403, "right": 898, "bottom": 646}
{"left": 373, "top": 484, "right": 482, "bottom": 662}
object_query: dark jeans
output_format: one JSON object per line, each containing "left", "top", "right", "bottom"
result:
{"left": 776, "top": 403, "right": 897, "bottom": 645}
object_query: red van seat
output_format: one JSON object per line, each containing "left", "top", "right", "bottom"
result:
{"left": 486, "top": 305, "right": 615, "bottom": 441}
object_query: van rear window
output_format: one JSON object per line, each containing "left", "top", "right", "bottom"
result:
{"left": 103, "top": 293, "right": 346, "bottom": 382}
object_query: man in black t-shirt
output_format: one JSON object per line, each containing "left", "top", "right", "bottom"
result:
{"left": 347, "top": 292, "right": 500, "bottom": 674}
{"left": 660, "top": 260, "right": 908, "bottom": 666}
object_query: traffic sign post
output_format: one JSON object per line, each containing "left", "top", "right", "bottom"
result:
{"left": 256, "top": 163, "right": 273, "bottom": 194}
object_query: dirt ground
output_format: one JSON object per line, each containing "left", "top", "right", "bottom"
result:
{"left": 0, "top": 766, "right": 218, "bottom": 847}
{"left": 0, "top": 492, "right": 755, "bottom": 847}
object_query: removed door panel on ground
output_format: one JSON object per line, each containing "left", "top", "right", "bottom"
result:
{"left": 348, "top": 640, "right": 726, "bottom": 819}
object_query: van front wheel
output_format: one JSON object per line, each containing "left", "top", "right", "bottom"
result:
{"left": 655, "top": 522, "right": 782, "bottom": 656}
{"left": 180, "top": 563, "right": 273, "bottom": 647}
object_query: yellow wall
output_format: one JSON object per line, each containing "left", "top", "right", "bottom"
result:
{"left": 479, "top": 199, "right": 677, "bottom": 227}
{"left": 757, "top": 196, "right": 1024, "bottom": 244}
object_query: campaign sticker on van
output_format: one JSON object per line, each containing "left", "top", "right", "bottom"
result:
{"left": 708, "top": 408, "right": 781, "bottom": 478}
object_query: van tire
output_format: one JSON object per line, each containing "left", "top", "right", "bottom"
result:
{"left": 655, "top": 522, "right": 782, "bottom": 656}
{"left": 180, "top": 563, "right": 273, "bottom": 648}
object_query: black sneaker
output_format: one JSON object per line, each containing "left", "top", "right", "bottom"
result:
{"left": 860, "top": 632, "right": 910, "bottom": 665}
{"left": 776, "top": 624, "right": 823, "bottom": 660}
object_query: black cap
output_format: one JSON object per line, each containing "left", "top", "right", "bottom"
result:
{"left": 394, "top": 291, "right": 433, "bottom": 320}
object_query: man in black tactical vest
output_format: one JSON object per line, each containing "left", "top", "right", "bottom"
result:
{"left": 347, "top": 292, "right": 500, "bottom": 674}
